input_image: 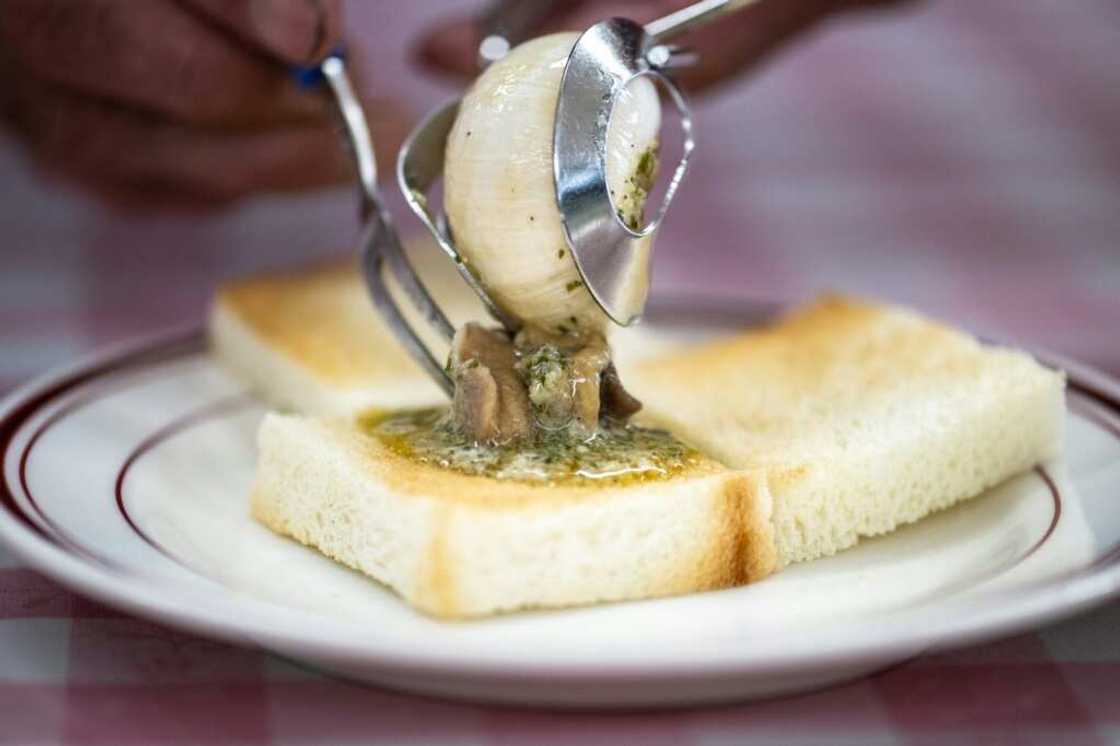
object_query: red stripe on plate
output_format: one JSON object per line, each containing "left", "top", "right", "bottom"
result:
{"left": 114, "top": 395, "right": 254, "bottom": 560}
{"left": 0, "top": 331, "right": 205, "bottom": 559}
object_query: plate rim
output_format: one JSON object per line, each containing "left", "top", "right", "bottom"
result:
{"left": 2, "top": 308, "right": 1119, "bottom": 680}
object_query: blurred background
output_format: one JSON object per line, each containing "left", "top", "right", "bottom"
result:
{"left": 1, "top": 0, "right": 1117, "bottom": 393}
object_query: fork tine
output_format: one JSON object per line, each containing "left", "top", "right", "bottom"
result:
{"left": 360, "top": 207, "right": 456, "bottom": 396}
{"left": 379, "top": 203, "right": 457, "bottom": 343}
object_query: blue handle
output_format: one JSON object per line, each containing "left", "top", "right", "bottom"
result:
{"left": 291, "top": 45, "right": 346, "bottom": 89}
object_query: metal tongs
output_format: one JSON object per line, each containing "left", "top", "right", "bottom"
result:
{"left": 317, "top": 0, "right": 758, "bottom": 396}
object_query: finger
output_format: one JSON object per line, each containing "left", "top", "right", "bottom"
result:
{"left": 2, "top": 72, "right": 412, "bottom": 207}
{"left": 414, "top": 1, "right": 596, "bottom": 79}
{"left": 0, "top": 0, "right": 326, "bottom": 129}
{"left": 30, "top": 163, "right": 236, "bottom": 214}
{"left": 660, "top": 0, "right": 915, "bottom": 92}
{"left": 179, "top": 0, "right": 344, "bottom": 65}
{"left": 414, "top": 12, "right": 481, "bottom": 79}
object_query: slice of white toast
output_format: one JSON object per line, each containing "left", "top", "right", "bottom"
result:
{"left": 253, "top": 414, "right": 775, "bottom": 618}
{"left": 627, "top": 295, "right": 1066, "bottom": 568}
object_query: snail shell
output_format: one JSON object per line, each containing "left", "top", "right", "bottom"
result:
{"left": 444, "top": 33, "right": 661, "bottom": 337}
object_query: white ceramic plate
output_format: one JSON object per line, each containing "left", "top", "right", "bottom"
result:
{"left": 2, "top": 302, "right": 1120, "bottom": 707}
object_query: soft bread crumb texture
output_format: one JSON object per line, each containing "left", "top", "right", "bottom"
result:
{"left": 252, "top": 414, "right": 775, "bottom": 618}
{"left": 627, "top": 295, "right": 1066, "bottom": 567}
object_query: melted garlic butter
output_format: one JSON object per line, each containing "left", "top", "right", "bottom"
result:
{"left": 365, "top": 408, "right": 702, "bottom": 486}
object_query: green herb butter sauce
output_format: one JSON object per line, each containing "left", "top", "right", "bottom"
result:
{"left": 365, "top": 408, "right": 702, "bottom": 486}
{"left": 614, "top": 143, "right": 659, "bottom": 231}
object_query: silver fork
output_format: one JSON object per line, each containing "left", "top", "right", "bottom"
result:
{"left": 319, "top": 55, "right": 456, "bottom": 394}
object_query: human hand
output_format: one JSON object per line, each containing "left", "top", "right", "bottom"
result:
{"left": 0, "top": 0, "right": 411, "bottom": 210}
{"left": 417, "top": 0, "right": 912, "bottom": 93}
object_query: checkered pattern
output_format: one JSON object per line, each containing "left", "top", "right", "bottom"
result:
{"left": 1, "top": 0, "right": 1118, "bottom": 742}
{"left": 3, "top": 544, "right": 1120, "bottom": 746}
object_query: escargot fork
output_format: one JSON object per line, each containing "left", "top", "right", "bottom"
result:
{"left": 319, "top": 56, "right": 456, "bottom": 396}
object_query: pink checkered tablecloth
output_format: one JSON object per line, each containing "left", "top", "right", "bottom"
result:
{"left": 1, "top": 0, "right": 1119, "bottom": 743}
